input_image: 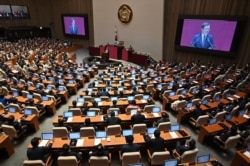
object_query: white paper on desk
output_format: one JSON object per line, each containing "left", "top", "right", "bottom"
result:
{"left": 76, "top": 139, "right": 84, "bottom": 147}
{"left": 227, "top": 97, "right": 234, "bottom": 101}
{"left": 98, "top": 102, "right": 102, "bottom": 106}
{"left": 243, "top": 151, "right": 250, "bottom": 158}
{"left": 39, "top": 140, "right": 49, "bottom": 147}
{"left": 94, "top": 138, "right": 101, "bottom": 145}
{"left": 153, "top": 113, "right": 160, "bottom": 117}
{"left": 192, "top": 81, "right": 198, "bottom": 84}
{"left": 140, "top": 99, "right": 147, "bottom": 103}
{"left": 234, "top": 95, "right": 240, "bottom": 98}
{"left": 169, "top": 132, "right": 178, "bottom": 138}
{"left": 67, "top": 117, "right": 73, "bottom": 122}
{"left": 204, "top": 88, "right": 210, "bottom": 92}
{"left": 243, "top": 114, "right": 250, "bottom": 119}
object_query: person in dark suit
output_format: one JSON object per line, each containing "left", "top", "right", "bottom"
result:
{"left": 69, "top": 18, "right": 78, "bottom": 35}
{"left": 0, "top": 93, "right": 8, "bottom": 106}
{"left": 80, "top": 118, "right": 98, "bottom": 131}
{"left": 106, "top": 111, "right": 121, "bottom": 126}
{"left": 131, "top": 109, "right": 146, "bottom": 125}
{"left": 172, "top": 80, "right": 179, "bottom": 92}
{"left": 4, "top": 115, "right": 27, "bottom": 135}
{"left": 89, "top": 143, "right": 109, "bottom": 158}
{"left": 153, "top": 112, "right": 170, "bottom": 127}
{"left": 175, "top": 139, "right": 196, "bottom": 155}
{"left": 190, "top": 103, "right": 205, "bottom": 120}
{"left": 58, "top": 143, "right": 82, "bottom": 161}
{"left": 144, "top": 129, "right": 165, "bottom": 154}
{"left": 218, "top": 125, "right": 238, "bottom": 142}
{"left": 100, "top": 88, "right": 109, "bottom": 96}
{"left": 27, "top": 137, "right": 52, "bottom": 162}
{"left": 191, "top": 22, "right": 214, "bottom": 49}
{"left": 121, "top": 135, "right": 140, "bottom": 154}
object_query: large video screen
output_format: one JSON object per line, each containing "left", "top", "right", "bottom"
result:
{"left": 0, "top": 5, "right": 12, "bottom": 19}
{"left": 11, "top": 5, "right": 29, "bottom": 19}
{"left": 61, "top": 14, "right": 89, "bottom": 39}
{"left": 175, "top": 15, "right": 246, "bottom": 56}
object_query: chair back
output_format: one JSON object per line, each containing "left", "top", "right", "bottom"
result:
{"left": 57, "top": 156, "right": 78, "bottom": 166}
{"left": 181, "top": 148, "right": 199, "bottom": 163}
{"left": 224, "top": 134, "right": 241, "bottom": 149}
{"left": 80, "top": 127, "right": 95, "bottom": 137}
{"left": 143, "top": 105, "right": 155, "bottom": 113}
{"left": 214, "top": 111, "right": 226, "bottom": 121}
{"left": 151, "top": 151, "right": 171, "bottom": 165}
{"left": 158, "top": 122, "right": 171, "bottom": 131}
{"left": 1, "top": 124, "right": 18, "bottom": 138}
{"left": 53, "top": 127, "right": 68, "bottom": 138}
{"left": 122, "top": 152, "right": 141, "bottom": 166}
{"left": 196, "top": 115, "right": 209, "bottom": 127}
{"left": 133, "top": 124, "right": 147, "bottom": 134}
{"left": 89, "top": 156, "right": 109, "bottom": 166}
{"left": 69, "top": 108, "right": 82, "bottom": 116}
{"left": 107, "top": 125, "right": 121, "bottom": 136}
{"left": 23, "top": 160, "right": 45, "bottom": 166}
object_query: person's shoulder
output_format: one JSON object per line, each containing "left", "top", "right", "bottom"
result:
{"left": 193, "top": 34, "right": 200, "bottom": 38}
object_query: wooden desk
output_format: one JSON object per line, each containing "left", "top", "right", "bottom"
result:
{"left": 0, "top": 134, "right": 15, "bottom": 157}
{"left": 66, "top": 83, "right": 78, "bottom": 94}
{"left": 198, "top": 123, "right": 224, "bottom": 144}
{"left": 231, "top": 150, "right": 250, "bottom": 166}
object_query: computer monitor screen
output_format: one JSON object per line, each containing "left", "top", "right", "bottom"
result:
{"left": 247, "top": 143, "right": 250, "bottom": 151}
{"left": 152, "top": 107, "right": 161, "bottom": 113}
{"left": 47, "top": 86, "right": 52, "bottom": 90}
{"left": 225, "top": 114, "right": 232, "bottom": 121}
{"left": 128, "top": 164, "right": 143, "bottom": 166}
{"left": 182, "top": 89, "right": 187, "bottom": 95}
{"left": 24, "top": 109, "right": 32, "bottom": 116}
{"left": 186, "top": 103, "right": 193, "bottom": 108}
{"left": 202, "top": 99, "right": 208, "bottom": 105}
{"left": 156, "top": 84, "right": 162, "bottom": 89}
{"left": 171, "top": 125, "right": 180, "bottom": 131}
{"left": 169, "top": 82, "right": 174, "bottom": 87}
{"left": 169, "top": 92, "right": 175, "bottom": 97}
{"left": 197, "top": 154, "right": 210, "bottom": 164}
{"left": 58, "top": 79, "right": 64, "bottom": 84}
{"left": 87, "top": 88, "right": 93, "bottom": 92}
{"left": 87, "top": 111, "right": 96, "bottom": 117}
{"left": 110, "top": 110, "right": 119, "bottom": 116}
{"left": 64, "top": 111, "right": 73, "bottom": 118}
{"left": 143, "top": 95, "right": 150, "bottom": 100}
{"left": 122, "top": 129, "right": 133, "bottom": 136}
{"left": 164, "top": 159, "right": 178, "bottom": 166}
{"left": 77, "top": 98, "right": 85, "bottom": 103}
{"left": 42, "top": 133, "right": 53, "bottom": 140}
{"left": 127, "top": 96, "right": 135, "bottom": 101}
{"left": 94, "top": 98, "right": 101, "bottom": 102}
{"left": 147, "top": 127, "right": 157, "bottom": 134}
{"left": 209, "top": 118, "right": 217, "bottom": 125}
{"left": 95, "top": 131, "right": 107, "bottom": 138}
{"left": 27, "top": 94, "right": 33, "bottom": 99}
{"left": 118, "top": 87, "right": 124, "bottom": 91}
{"left": 8, "top": 107, "right": 16, "bottom": 113}
{"left": 131, "top": 109, "right": 137, "bottom": 115}
{"left": 215, "top": 96, "right": 221, "bottom": 102}
{"left": 111, "top": 97, "right": 118, "bottom": 101}
{"left": 12, "top": 91, "right": 19, "bottom": 97}
{"left": 58, "top": 86, "right": 64, "bottom": 91}
{"left": 69, "top": 132, "right": 81, "bottom": 139}
{"left": 42, "top": 96, "right": 49, "bottom": 101}
{"left": 154, "top": 77, "right": 159, "bottom": 81}
{"left": 239, "top": 109, "right": 245, "bottom": 116}
{"left": 69, "top": 80, "right": 74, "bottom": 84}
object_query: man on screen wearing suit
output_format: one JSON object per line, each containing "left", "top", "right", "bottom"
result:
{"left": 69, "top": 18, "right": 78, "bottom": 35}
{"left": 191, "top": 22, "right": 214, "bottom": 49}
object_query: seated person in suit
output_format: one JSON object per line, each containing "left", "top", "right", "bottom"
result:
{"left": 4, "top": 115, "right": 27, "bottom": 134}
{"left": 106, "top": 111, "right": 121, "bottom": 126}
{"left": 80, "top": 118, "right": 98, "bottom": 130}
{"left": 175, "top": 139, "right": 196, "bottom": 155}
{"left": 0, "top": 93, "right": 8, "bottom": 106}
{"left": 225, "top": 100, "right": 238, "bottom": 113}
{"left": 110, "top": 100, "right": 117, "bottom": 108}
{"left": 214, "top": 125, "right": 238, "bottom": 146}
{"left": 153, "top": 112, "right": 170, "bottom": 127}
{"left": 89, "top": 143, "right": 109, "bottom": 158}
{"left": 72, "top": 100, "right": 77, "bottom": 108}
{"left": 190, "top": 103, "right": 205, "bottom": 120}
{"left": 131, "top": 109, "right": 146, "bottom": 125}
{"left": 240, "top": 129, "right": 250, "bottom": 139}
{"left": 210, "top": 102, "right": 224, "bottom": 117}
{"left": 170, "top": 96, "right": 184, "bottom": 111}
{"left": 58, "top": 143, "right": 82, "bottom": 161}
{"left": 29, "top": 99, "right": 46, "bottom": 114}
{"left": 172, "top": 80, "right": 180, "bottom": 92}
{"left": 144, "top": 129, "right": 165, "bottom": 155}
{"left": 100, "top": 88, "right": 109, "bottom": 96}
{"left": 27, "top": 137, "right": 52, "bottom": 162}
{"left": 56, "top": 118, "right": 72, "bottom": 132}
{"left": 121, "top": 135, "right": 140, "bottom": 154}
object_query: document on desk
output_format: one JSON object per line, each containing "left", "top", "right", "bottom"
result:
{"left": 39, "top": 140, "right": 49, "bottom": 147}
{"left": 98, "top": 102, "right": 102, "bottom": 106}
{"left": 76, "top": 139, "right": 84, "bottom": 147}
{"left": 153, "top": 113, "right": 160, "bottom": 117}
{"left": 233, "top": 95, "right": 240, "bottom": 98}
{"left": 227, "top": 97, "right": 234, "bottom": 101}
{"left": 243, "top": 151, "right": 250, "bottom": 158}
{"left": 94, "top": 138, "right": 101, "bottom": 145}
{"left": 140, "top": 99, "right": 147, "bottom": 103}
{"left": 67, "top": 117, "right": 73, "bottom": 122}
{"left": 204, "top": 88, "right": 210, "bottom": 92}
{"left": 243, "top": 114, "right": 250, "bottom": 119}
{"left": 169, "top": 132, "right": 178, "bottom": 138}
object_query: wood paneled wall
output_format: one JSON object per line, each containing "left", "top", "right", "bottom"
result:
{"left": 163, "top": 0, "right": 250, "bottom": 67}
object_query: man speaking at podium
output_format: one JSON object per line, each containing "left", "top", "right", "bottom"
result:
{"left": 191, "top": 22, "right": 214, "bottom": 49}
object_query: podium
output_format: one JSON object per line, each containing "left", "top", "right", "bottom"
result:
{"left": 101, "top": 52, "right": 109, "bottom": 61}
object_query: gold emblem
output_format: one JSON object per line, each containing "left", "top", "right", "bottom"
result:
{"left": 118, "top": 4, "right": 133, "bottom": 24}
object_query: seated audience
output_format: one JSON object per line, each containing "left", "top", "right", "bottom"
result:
{"left": 190, "top": 103, "right": 205, "bottom": 120}
{"left": 106, "top": 111, "right": 121, "bottom": 126}
{"left": 89, "top": 143, "right": 109, "bottom": 158}
{"left": 4, "top": 115, "right": 27, "bottom": 134}
{"left": 144, "top": 129, "right": 165, "bottom": 154}
{"left": 170, "top": 96, "right": 184, "bottom": 111}
{"left": 175, "top": 139, "right": 196, "bottom": 155}
{"left": 58, "top": 143, "right": 82, "bottom": 161}
{"left": 153, "top": 112, "right": 170, "bottom": 127}
{"left": 121, "top": 135, "right": 140, "bottom": 154}
{"left": 27, "top": 137, "right": 52, "bottom": 162}
{"left": 214, "top": 125, "right": 238, "bottom": 146}
{"left": 131, "top": 109, "right": 146, "bottom": 125}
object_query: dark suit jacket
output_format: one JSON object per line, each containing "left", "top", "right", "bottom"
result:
{"left": 121, "top": 143, "right": 140, "bottom": 154}
{"left": 219, "top": 130, "right": 238, "bottom": 142}
{"left": 131, "top": 114, "right": 146, "bottom": 124}
{"left": 154, "top": 117, "right": 170, "bottom": 127}
{"left": 191, "top": 34, "right": 214, "bottom": 49}
{"left": 106, "top": 116, "right": 121, "bottom": 126}
{"left": 145, "top": 136, "right": 165, "bottom": 154}
{"left": 176, "top": 141, "right": 195, "bottom": 155}
{"left": 90, "top": 150, "right": 109, "bottom": 158}
{"left": 27, "top": 146, "right": 51, "bottom": 162}
{"left": 191, "top": 108, "right": 204, "bottom": 120}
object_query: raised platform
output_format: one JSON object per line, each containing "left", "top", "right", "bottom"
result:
{"left": 83, "top": 56, "right": 122, "bottom": 69}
